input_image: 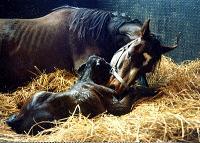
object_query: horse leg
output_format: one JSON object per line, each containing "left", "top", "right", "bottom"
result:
{"left": 99, "top": 86, "right": 158, "bottom": 116}
{"left": 90, "top": 83, "right": 157, "bottom": 116}
{"left": 104, "top": 93, "right": 135, "bottom": 116}
{"left": 90, "top": 84, "right": 135, "bottom": 116}
{"left": 133, "top": 85, "right": 159, "bottom": 99}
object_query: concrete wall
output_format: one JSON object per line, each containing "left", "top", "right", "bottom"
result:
{"left": 96, "top": 0, "right": 200, "bottom": 62}
{"left": 0, "top": 0, "right": 96, "bottom": 18}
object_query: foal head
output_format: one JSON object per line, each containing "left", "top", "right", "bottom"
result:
{"left": 77, "top": 55, "right": 112, "bottom": 85}
{"left": 109, "top": 20, "right": 178, "bottom": 92}
{"left": 6, "top": 55, "right": 112, "bottom": 135}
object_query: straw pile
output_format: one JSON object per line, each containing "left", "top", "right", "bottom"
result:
{"left": 0, "top": 56, "right": 199, "bottom": 142}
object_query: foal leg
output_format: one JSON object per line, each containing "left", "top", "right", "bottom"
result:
{"left": 104, "top": 92, "right": 136, "bottom": 116}
{"left": 133, "top": 85, "right": 158, "bottom": 99}
{"left": 101, "top": 87, "right": 158, "bottom": 116}
{"left": 87, "top": 84, "right": 133, "bottom": 115}
{"left": 90, "top": 86, "right": 136, "bottom": 116}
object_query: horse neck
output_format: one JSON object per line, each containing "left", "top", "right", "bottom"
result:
{"left": 78, "top": 70, "right": 94, "bottom": 82}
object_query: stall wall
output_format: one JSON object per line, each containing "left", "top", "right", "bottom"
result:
{"left": 96, "top": 0, "right": 200, "bottom": 62}
{"left": 0, "top": 0, "right": 96, "bottom": 18}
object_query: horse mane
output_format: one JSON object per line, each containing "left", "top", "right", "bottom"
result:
{"left": 69, "top": 8, "right": 112, "bottom": 44}
{"left": 52, "top": 5, "right": 79, "bottom": 12}
{"left": 52, "top": 6, "right": 143, "bottom": 46}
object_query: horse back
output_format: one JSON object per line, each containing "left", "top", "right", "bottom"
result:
{"left": 0, "top": 9, "right": 74, "bottom": 90}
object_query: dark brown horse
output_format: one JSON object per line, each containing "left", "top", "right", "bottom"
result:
{"left": 6, "top": 55, "right": 140, "bottom": 135}
{"left": 0, "top": 6, "right": 144, "bottom": 91}
{"left": 6, "top": 20, "right": 178, "bottom": 135}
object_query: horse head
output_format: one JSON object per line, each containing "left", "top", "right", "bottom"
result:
{"left": 109, "top": 20, "right": 179, "bottom": 93}
{"left": 6, "top": 91, "right": 56, "bottom": 134}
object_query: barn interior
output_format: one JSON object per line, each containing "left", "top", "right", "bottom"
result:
{"left": 0, "top": 0, "right": 199, "bottom": 142}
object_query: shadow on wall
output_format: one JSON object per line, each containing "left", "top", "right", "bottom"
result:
{"left": 0, "top": 0, "right": 97, "bottom": 18}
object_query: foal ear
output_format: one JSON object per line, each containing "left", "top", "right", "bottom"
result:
{"left": 77, "top": 63, "right": 86, "bottom": 76}
{"left": 141, "top": 19, "right": 150, "bottom": 39}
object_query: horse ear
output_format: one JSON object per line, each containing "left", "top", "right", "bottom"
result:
{"left": 77, "top": 63, "right": 86, "bottom": 76}
{"left": 160, "top": 33, "right": 180, "bottom": 54}
{"left": 160, "top": 45, "right": 178, "bottom": 54}
{"left": 141, "top": 19, "right": 150, "bottom": 39}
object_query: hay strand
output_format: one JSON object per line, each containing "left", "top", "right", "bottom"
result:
{"left": 0, "top": 56, "right": 200, "bottom": 142}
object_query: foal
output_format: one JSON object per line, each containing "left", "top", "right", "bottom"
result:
{"left": 6, "top": 55, "right": 137, "bottom": 135}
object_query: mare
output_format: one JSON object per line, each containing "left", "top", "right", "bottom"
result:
{"left": 0, "top": 6, "right": 145, "bottom": 91}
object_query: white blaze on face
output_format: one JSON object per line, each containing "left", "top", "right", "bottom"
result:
{"left": 110, "top": 48, "right": 125, "bottom": 68}
{"left": 143, "top": 52, "right": 152, "bottom": 66}
{"left": 128, "top": 68, "right": 139, "bottom": 85}
{"left": 127, "top": 37, "right": 142, "bottom": 55}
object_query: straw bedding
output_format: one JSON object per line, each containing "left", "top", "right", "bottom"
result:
{"left": 0, "top": 56, "right": 199, "bottom": 142}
